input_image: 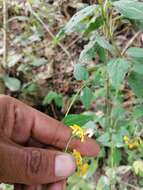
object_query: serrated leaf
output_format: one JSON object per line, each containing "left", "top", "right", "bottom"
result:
{"left": 3, "top": 76, "right": 21, "bottom": 92}
{"left": 58, "top": 5, "right": 98, "bottom": 34}
{"left": 79, "top": 40, "right": 97, "bottom": 62}
{"left": 128, "top": 72, "right": 143, "bottom": 98}
{"left": 127, "top": 47, "right": 143, "bottom": 58}
{"left": 107, "top": 58, "right": 129, "bottom": 88}
{"left": 95, "top": 33, "right": 113, "bottom": 53}
{"left": 80, "top": 87, "right": 93, "bottom": 108}
{"left": 113, "top": 1, "right": 143, "bottom": 20}
{"left": 74, "top": 63, "right": 89, "bottom": 80}
{"left": 63, "top": 114, "right": 94, "bottom": 126}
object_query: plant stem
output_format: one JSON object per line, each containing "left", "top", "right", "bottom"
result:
{"left": 64, "top": 135, "right": 75, "bottom": 152}
{"left": 101, "top": 1, "right": 117, "bottom": 189}
{"left": 3, "top": 0, "right": 8, "bottom": 69}
{"left": 121, "top": 31, "right": 141, "bottom": 55}
{"left": 64, "top": 81, "right": 88, "bottom": 118}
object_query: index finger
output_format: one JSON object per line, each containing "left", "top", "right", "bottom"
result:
{"left": 0, "top": 95, "right": 100, "bottom": 156}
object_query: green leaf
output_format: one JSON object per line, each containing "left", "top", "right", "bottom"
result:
{"left": 3, "top": 76, "right": 21, "bottom": 92}
{"left": 128, "top": 72, "right": 143, "bottom": 98}
{"left": 95, "top": 33, "right": 113, "bottom": 53}
{"left": 127, "top": 47, "right": 143, "bottom": 58}
{"left": 74, "top": 63, "right": 89, "bottom": 80}
{"left": 108, "top": 148, "right": 121, "bottom": 166}
{"left": 54, "top": 95, "right": 63, "bottom": 107}
{"left": 132, "top": 62, "right": 143, "bottom": 75}
{"left": 63, "top": 114, "right": 94, "bottom": 126}
{"left": 107, "top": 58, "right": 129, "bottom": 88}
{"left": 84, "top": 16, "right": 104, "bottom": 35}
{"left": 97, "top": 132, "right": 110, "bottom": 146}
{"left": 23, "top": 82, "right": 38, "bottom": 93}
{"left": 132, "top": 106, "right": 143, "bottom": 119}
{"left": 97, "top": 46, "right": 107, "bottom": 62}
{"left": 79, "top": 40, "right": 97, "bottom": 62}
{"left": 43, "top": 91, "right": 63, "bottom": 107}
{"left": 30, "top": 57, "right": 47, "bottom": 67}
{"left": 80, "top": 87, "right": 93, "bottom": 108}
{"left": 113, "top": 1, "right": 143, "bottom": 20}
{"left": 96, "top": 176, "right": 110, "bottom": 190}
{"left": 58, "top": 5, "right": 98, "bottom": 34}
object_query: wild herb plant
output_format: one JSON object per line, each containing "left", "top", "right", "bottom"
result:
{"left": 56, "top": 0, "right": 143, "bottom": 189}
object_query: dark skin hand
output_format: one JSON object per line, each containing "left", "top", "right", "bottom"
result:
{"left": 0, "top": 95, "right": 100, "bottom": 190}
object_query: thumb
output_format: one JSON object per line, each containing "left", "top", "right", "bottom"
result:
{"left": 0, "top": 140, "right": 76, "bottom": 185}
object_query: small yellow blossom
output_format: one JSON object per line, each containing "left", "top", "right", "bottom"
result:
{"left": 123, "top": 136, "right": 129, "bottom": 143}
{"left": 72, "top": 149, "right": 89, "bottom": 176}
{"left": 81, "top": 163, "right": 89, "bottom": 176}
{"left": 72, "top": 149, "right": 82, "bottom": 166}
{"left": 123, "top": 136, "right": 143, "bottom": 150}
{"left": 70, "top": 124, "right": 86, "bottom": 142}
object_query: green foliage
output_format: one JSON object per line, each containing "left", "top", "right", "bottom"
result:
{"left": 128, "top": 72, "right": 143, "bottom": 98}
{"left": 2, "top": 76, "right": 21, "bottom": 92}
{"left": 80, "top": 87, "right": 93, "bottom": 109}
{"left": 74, "top": 64, "right": 89, "bottom": 81}
{"left": 113, "top": 0, "right": 143, "bottom": 20}
{"left": 63, "top": 114, "right": 94, "bottom": 126}
{"left": 107, "top": 58, "right": 129, "bottom": 88}
{"left": 57, "top": 0, "right": 143, "bottom": 188}
{"left": 43, "top": 91, "right": 63, "bottom": 107}
{"left": 127, "top": 47, "right": 143, "bottom": 58}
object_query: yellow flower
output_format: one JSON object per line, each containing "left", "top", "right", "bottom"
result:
{"left": 72, "top": 149, "right": 82, "bottom": 166}
{"left": 70, "top": 124, "right": 86, "bottom": 142}
{"left": 81, "top": 163, "right": 89, "bottom": 176}
{"left": 123, "top": 136, "right": 142, "bottom": 149}
{"left": 72, "top": 149, "right": 89, "bottom": 176}
{"left": 123, "top": 136, "right": 129, "bottom": 144}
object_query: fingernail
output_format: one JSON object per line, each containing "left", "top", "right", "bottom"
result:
{"left": 55, "top": 153, "right": 76, "bottom": 177}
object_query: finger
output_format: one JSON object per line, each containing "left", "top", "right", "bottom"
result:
{"left": 47, "top": 180, "right": 66, "bottom": 190}
{"left": 14, "top": 184, "right": 23, "bottom": 190}
{"left": 0, "top": 95, "right": 100, "bottom": 156}
{"left": 0, "top": 140, "right": 75, "bottom": 185}
{"left": 14, "top": 184, "right": 42, "bottom": 190}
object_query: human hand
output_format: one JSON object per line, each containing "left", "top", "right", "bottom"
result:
{"left": 0, "top": 95, "right": 100, "bottom": 190}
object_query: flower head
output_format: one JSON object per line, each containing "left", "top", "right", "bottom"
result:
{"left": 72, "top": 149, "right": 89, "bottom": 176}
{"left": 70, "top": 124, "right": 86, "bottom": 142}
{"left": 72, "top": 149, "right": 82, "bottom": 166}
{"left": 123, "top": 136, "right": 142, "bottom": 150}
{"left": 123, "top": 136, "right": 129, "bottom": 143}
{"left": 81, "top": 163, "right": 89, "bottom": 176}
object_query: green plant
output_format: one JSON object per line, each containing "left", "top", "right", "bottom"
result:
{"left": 56, "top": 0, "right": 143, "bottom": 189}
